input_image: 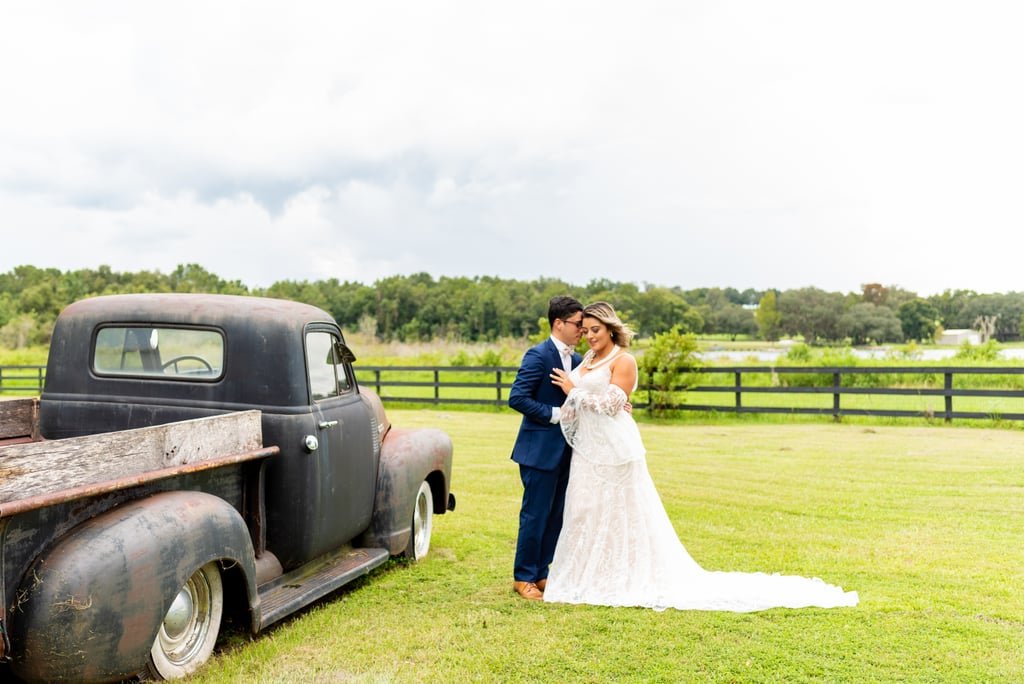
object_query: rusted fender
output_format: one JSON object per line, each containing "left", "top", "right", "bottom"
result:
{"left": 8, "top": 490, "right": 257, "bottom": 683}
{"left": 358, "top": 427, "right": 454, "bottom": 554}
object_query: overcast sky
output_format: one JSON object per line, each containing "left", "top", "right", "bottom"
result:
{"left": 2, "top": 2, "right": 1023, "bottom": 296}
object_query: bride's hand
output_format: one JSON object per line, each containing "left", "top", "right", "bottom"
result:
{"left": 550, "top": 368, "right": 574, "bottom": 393}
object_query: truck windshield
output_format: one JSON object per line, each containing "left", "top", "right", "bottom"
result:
{"left": 94, "top": 326, "right": 224, "bottom": 380}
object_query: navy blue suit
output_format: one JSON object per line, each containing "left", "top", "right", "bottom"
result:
{"left": 509, "top": 338, "right": 581, "bottom": 583}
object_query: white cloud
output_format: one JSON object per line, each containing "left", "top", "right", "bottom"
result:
{"left": 2, "top": 1, "right": 1024, "bottom": 294}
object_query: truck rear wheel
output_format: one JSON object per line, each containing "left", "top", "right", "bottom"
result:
{"left": 402, "top": 480, "right": 434, "bottom": 560}
{"left": 148, "top": 561, "right": 224, "bottom": 680}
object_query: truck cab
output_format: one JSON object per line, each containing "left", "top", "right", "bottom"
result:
{"left": 0, "top": 293, "right": 454, "bottom": 682}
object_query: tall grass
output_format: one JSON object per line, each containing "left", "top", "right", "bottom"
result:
{"left": 191, "top": 411, "right": 1024, "bottom": 683}
{"left": 0, "top": 346, "right": 47, "bottom": 366}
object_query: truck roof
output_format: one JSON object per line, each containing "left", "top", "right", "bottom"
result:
{"left": 42, "top": 293, "right": 342, "bottom": 410}
{"left": 55, "top": 292, "right": 334, "bottom": 327}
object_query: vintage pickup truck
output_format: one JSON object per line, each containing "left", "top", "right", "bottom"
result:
{"left": 0, "top": 293, "right": 454, "bottom": 682}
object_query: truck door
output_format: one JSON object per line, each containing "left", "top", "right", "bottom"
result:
{"left": 305, "top": 328, "right": 378, "bottom": 547}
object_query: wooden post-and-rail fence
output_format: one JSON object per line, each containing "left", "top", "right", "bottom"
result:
{"left": 5, "top": 364, "right": 1024, "bottom": 424}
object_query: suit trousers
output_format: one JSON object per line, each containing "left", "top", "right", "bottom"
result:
{"left": 514, "top": 458, "right": 571, "bottom": 582}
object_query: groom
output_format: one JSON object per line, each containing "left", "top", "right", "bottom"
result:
{"left": 508, "top": 295, "right": 584, "bottom": 600}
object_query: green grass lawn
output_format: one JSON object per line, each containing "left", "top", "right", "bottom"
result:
{"left": 192, "top": 411, "right": 1024, "bottom": 683}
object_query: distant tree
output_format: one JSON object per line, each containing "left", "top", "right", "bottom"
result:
{"left": 737, "top": 288, "right": 764, "bottom": 306}
{"left": 0, "top": 293, "right": 15, "bottom": 327}
{"left": 777, "top": 287, "right": 846, "bottom": 344}
{"left": 963, "top": 293, "right": 1024, "bottom": 341}
{"left": 0, "top": 315, "right": 35, "bottom": 348}
{"left": 0, "top": 265, "right": 62, "bottom": 298}
{"left": 714, "top": 304, "right": 758, "bottom": 340}
{"left": 265, "top": 279, "right": 330, "bottom": 310}
{"left": 169, "top": 263, "right": 248, "bottom": 294}
{"left": 6, "top": 262, "right": 1024, "bottom": 351}
{"left": 678, "top": 286, "right": 762, "bottom": 309}
{"left": 631, "top": 287, "right": 703, "bottom": 337}
{"left": 693, "top": 287, "right": 740, "bottom": 336}
{"left": 464, "top": 277, "right": 501, "bottom": 341}
{"left": 754, "top": 291, "right": 782, "bottom": 341}
{"left": 860, "top": 282, "right": 918, "bottom": 310}
{"left": 861, "top": 283, "right": 888, "bottom": 306}
{"left": 721, "top": 287, "right": 743, "bottom": 305}
{"left": 927, "top": 289, "right": 976, "bottom": 330}
{"left": 973, "top": 314, "right": 998, "bottom": 344}
{"left": 677, "top": 287, "right": 708, "bottom": 307}
{"left": 881, "top": 285, "right": 919, "bottom": 311}
{"left": 582, "top": 280, "right": 642, "bottom": 331}
{"left": 838, "top": 303, "right": 904, "bottom": 344}
{"left": 702, "top": 287, "right": 730, "bottom": 311}
{"left": 897, "top": 299, "right": 941, "bottom": 342}
{"left": 17, "top": 280, "right": 62, "bottom": 319}
{"left": 318, "top": 278, "right": 376, "bottom": 331}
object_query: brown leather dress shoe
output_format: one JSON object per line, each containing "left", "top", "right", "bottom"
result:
{"left": 513, "top": 581, "right": 543, "bottom": 600}
{"left": 536, "top": 578, "right": 547, "bottom": 592}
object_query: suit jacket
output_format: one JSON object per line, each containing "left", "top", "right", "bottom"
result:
{"left": 509, "top": 338, "right": 581, "bottom": 470}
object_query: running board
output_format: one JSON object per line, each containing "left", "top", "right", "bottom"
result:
{"left": 256, "top": 546, "right": 390, "bottom": 629}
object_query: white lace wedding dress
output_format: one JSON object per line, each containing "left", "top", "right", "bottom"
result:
{"left": 543, "top": 349, "right": 858, "bottom": 612}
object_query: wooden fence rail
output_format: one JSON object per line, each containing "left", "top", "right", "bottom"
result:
{"left": 681, "top": 365, "right": 1024, "bottom": 422}
{"left": 0, "top": 366, "right": 46, "bottom": 395}
{"left": 344, "top": 365, "right": 1024, "bottom": 423}
{"left": 6, "top": 364, "right": 1024, "bottom": 423}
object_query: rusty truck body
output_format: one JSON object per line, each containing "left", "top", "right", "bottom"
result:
{"left": 0, "top": 293, "right": 454, "bottom": 682}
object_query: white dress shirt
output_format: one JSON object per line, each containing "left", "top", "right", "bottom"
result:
{"left": 550, "top": 337, "right": 575, "bottom": 423}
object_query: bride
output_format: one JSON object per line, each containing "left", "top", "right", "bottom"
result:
{"left": 544, "top": 302, "right": 858, "bottom": 611}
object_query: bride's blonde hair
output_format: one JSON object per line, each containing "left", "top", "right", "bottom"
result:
{"left": 583, "top": 301, "right": 635, "bottom": 348}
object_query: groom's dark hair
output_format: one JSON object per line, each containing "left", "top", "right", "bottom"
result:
{"left": 548, "top": 295, "right": 583, "bottom": 327}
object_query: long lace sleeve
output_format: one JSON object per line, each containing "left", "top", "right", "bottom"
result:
{"left": 570, "top": 384, "right": 628, "bottom": 415}
{"left": 560, "top": 383, "right": 628, "bottom": 449}
{"left": 560, "top": 393, "right": 580, "bottom": 448}
{"left": 558, "top": 358, "right": 645, "bottom": 466}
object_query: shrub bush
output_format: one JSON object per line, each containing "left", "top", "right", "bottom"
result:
{"left": 638, "top": 326, "right": 700, "bottom": 417}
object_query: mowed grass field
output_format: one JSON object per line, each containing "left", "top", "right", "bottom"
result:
{"left": 191, "top": 411, "right": 1024, "bottom": 683}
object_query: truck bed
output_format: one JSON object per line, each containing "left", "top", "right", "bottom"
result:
{"left": 0, "top": 397, "right": 38, "bottom": 445}
{"left": 0, "top": 398, "right": 277, "bottom": 515}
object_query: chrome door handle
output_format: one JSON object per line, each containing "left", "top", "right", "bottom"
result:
{"left": 318, "top": 420, "right": 338, "bottom": 429}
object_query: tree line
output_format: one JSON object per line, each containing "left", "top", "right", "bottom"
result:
{"left": 1, "top": 263, "right": 1022, "bottom": 348}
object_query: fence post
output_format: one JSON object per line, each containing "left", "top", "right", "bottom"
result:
{"left": 374, "top": 369, "right": 382, "bottom": 396}
{"left": 944, "top": 372, "right": 953, "bottom": 423}
{"left": 734, "top": 371, "right": 742, "bottom": 410}
{"left": 496, "top": 370, "right": 503, "bottom": 404}
{"left": 434, "top": 370, "right": 440, "bottom": 403}
{"left": 833, "top": 371, "right": 841, "bottom": 420}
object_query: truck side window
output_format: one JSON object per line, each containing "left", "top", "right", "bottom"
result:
{"left": 94, "top": 326, "right": 224, "bottom": 380}
{"left": 306, "top": 331, "right": 352, "bottom": 400}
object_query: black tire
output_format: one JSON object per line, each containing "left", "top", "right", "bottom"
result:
{"left": 402, "top": 480, "right": 434, "bottom": 560}
{"left": 148, "top": 561, "right": 224, "bottom": 680}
